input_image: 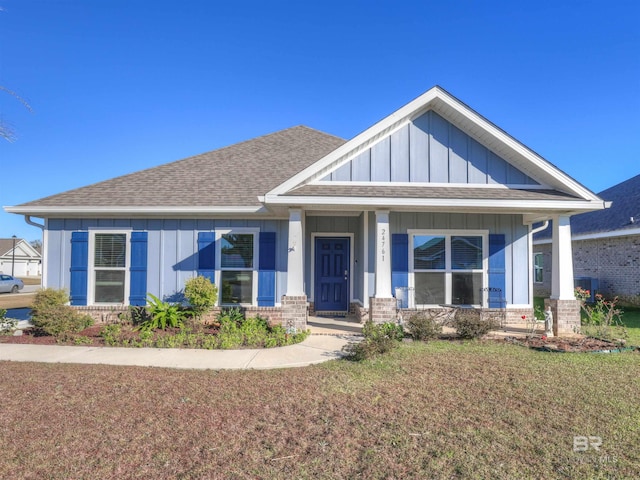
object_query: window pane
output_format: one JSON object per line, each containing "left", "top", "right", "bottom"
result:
{"left": 413, "top": 236, "right": 445, "bottom": 270}
{"left": 95, "top": 270, "right": 125, "bottom": 303}
{"left": 452, "top": 273, "right": 482, "bottom": 305}
{"left": 451, "top": 236, "right": 482, "bottom": 270}
{"left": 221, "top": 271, "right": 253, "bottom": 304}
{"left": 534, "top": 254, "right": 543, "bottom": 283}
{"left": 221, "top": 234, "right": 254, "bottom": 268}
{"left": 95, "top": 234, "right": 126, "bottom": 268}
{"left": 415, "top": 272, "right": 445, "bottom": 304}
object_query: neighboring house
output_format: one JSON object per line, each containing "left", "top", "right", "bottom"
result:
{"left": 5, "top": 86, "right": 608, "bottom": 334}
{"left": 534, "top": 174, "right": 640, "bottom": 306}
{"left": 0, "top": 238, "right": 42, "bottom": 277}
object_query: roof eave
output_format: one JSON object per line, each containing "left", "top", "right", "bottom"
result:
{"left": 3, "top": 205, "right": 269, "bottom": 218}
{"left": 264, "top": 194, "right": 608, "bottom": 213}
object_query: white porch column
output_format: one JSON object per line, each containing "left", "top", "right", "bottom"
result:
{"left": 374, "top": 210, "right": 392, "bottom": 298}
{"left": 551, "top": 214, "right": 575, "bottom": 300}
{"left": 286, "top": 208, "right": 305, "bottom": 296}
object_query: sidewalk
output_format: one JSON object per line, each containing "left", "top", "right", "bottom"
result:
{"left": 0, "top": 334, "right": 359, "bottom": 370}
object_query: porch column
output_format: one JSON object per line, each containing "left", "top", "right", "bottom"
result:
{"left": 286, "top": 208, "right": 304, "bottom": 296}
{"left": 374, "top": 210, "right": 392, "bottom": 297}
{"left": 282, "top": 208, "right": 307, "bottom": 331}
{"left": 548, "top": 214, "right": 580, "bottom": 335}
{"left": 370, "top": 210, "right": 396, "bottom": 323}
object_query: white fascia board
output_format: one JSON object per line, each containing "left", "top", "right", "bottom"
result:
{"left": 533, "top": 226, "right": 640, "bottom": 245}
{"left": 4, "top": 205, "right": 267, "bottom": 217}
{"left": 264, "top": 194, "right": 606, "bottom": 212}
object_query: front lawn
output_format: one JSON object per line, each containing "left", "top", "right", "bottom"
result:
{"left": 1, "top": 341, "right": 638, "bottom": 478}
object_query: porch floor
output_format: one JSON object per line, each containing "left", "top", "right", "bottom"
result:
{"left": 307, "top": 316, "right": 567, "bottom": 340}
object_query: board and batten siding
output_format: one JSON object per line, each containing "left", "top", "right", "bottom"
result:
{"left": 46, "top": 218, "right": 289, "bottom": 304}
{"left": 386, "top": 212, "right": 530, "bottom": 305}
{"left": 323, "top": 111, "right": 538, "bottom": 186}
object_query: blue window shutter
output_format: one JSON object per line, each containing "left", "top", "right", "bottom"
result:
{"left": 70, "top": 231, "right": 88, "bottom": 306}
{"left": 257, "top": 232, "right": 276, "bottom": 306}
{"left": 488, "top": 234, "right": 506, "bottom": 308}
{"left": 198, "top": 231, "right": 215, "bottom": 283}
{"left": 391, "top": 233, "right": 409, "bottom": 307}
{"left": 129, "top": 232, "right": 148, "bottom": 306}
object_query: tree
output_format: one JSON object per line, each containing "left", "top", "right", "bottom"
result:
{"left": 0, "top": 85, "right": 33, "bottom": 142}
{"left": 30, "top": 239, "right": 42, "bottom": 250}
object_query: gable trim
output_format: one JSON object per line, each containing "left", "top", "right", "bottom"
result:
{"left": 266, "top": 86, "right": 602, "bottom": 203}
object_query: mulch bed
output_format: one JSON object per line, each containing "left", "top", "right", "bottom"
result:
{"left": 0, "top": 324, "right": 221, "bottom": 347}
{"left": 506, "top": 335, "right": 636, "bottom": 353}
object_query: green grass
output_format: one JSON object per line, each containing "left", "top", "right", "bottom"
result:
{"left": 1, "top": 341, "right": 638, "bottom": 479}
{"left": 535, "top": 297, "right": 640, "bottom": 346}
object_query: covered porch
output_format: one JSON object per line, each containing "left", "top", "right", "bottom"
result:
{"left": 281, "top": 208, "right": 582, "bottom": 337}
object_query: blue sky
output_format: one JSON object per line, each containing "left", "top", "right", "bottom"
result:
{"left": 1, "top": 0, "right": 638, "bottom": 242}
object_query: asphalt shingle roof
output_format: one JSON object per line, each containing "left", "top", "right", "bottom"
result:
{"left": 535, "top": 173, "right": 640, "bottom": 239}
{"left": 17, "top": 126, "right": 346, "bottom": 208}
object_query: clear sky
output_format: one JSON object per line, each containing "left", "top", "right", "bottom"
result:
{"left": 1, "top": 0, "right": 638, "bottom": 242}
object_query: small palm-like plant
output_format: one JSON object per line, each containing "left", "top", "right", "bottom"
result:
{"left": 138, "top": 293, "right": 185, "bottom": 331}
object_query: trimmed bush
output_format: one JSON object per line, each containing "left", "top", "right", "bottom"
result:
{"left": 452, "top": 309, "right": 497, "bottom": 339}
{"left": 184, "top": 276, "right": 218, "bottom": 319}
{"left": 405, "top": 311, "right": 442, "bottom": 341}
{"left": 30, "top": 288, "right": 94, "bottom": 340}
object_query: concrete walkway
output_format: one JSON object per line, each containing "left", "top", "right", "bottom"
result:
{"left": 0, "top": 334, "right": 359, "bottom": 371}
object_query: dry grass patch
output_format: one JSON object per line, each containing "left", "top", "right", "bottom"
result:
{"left": 0, "top": 293, "right": 35, "bottom": 310}
{"left": 1, "top": 341, "right": 638, "bottom": 479}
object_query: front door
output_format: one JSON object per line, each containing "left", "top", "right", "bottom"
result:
{"left": 314, "top": 237, "right": 350, "bottom": 312}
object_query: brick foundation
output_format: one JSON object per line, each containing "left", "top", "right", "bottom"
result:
{"left": 73, "top": 305, "right": 283, "bottom": 326}
{"left": 545, "top": 298, "right": 581, "bottom": 336}
{"left": 281, "top": 295, "right": 308, "bottom": 332}
{"left": 369, "top": 297, "right": 397, "bottom": 323}
{"left": 504, "top": 307, "right": 535, "bottom": 325}
{"left": 353, "top": 303, "right": 369, "bottom": 323}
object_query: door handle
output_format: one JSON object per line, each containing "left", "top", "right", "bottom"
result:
{"left": 344, "top": 270, "right": 348, "bottom": 280}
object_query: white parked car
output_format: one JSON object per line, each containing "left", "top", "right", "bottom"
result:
{"left": 0, "top": 275, "right": 24, "bottom": 294}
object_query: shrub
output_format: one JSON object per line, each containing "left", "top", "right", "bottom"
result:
{"left": 452, "top": 309, "right": 497, "bottom": 339}
{"left": 138, "top": 293, "right": 185, "bottom": 331}
{"left": 217, "top": 307, "right": 244, "bottom": 325}
{"left": 0, "top": 308, "right": 18, "bottom": 335}
{"left": 30, "top": 288, "right": 69, "bottom": 318}
{"left": 580, "top": 294, "right": 626, "bottom": 340}
{"left": 405, "top": 311, "right": 442, "bottom": 341}
{"left": 343, "top": 321, "right": 403, "bottom": 361}
{"left": 218, "top": 319, "right": 244, "bottom": 349}
{"left": 240, "top": 316, "right": 269, "bottom": 347}
{"left": 30, "top": 288, "right": 94, "bottom": 339}
{"left": 184, "top": 276, "right": 218, "bottom": 319}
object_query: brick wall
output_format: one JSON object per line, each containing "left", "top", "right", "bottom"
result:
{"left": 281, "top": 295, "right": 308, "bottom": 332}
{"left": 535, "top": 234, "right": 640, "bottom": 306}
{"left": 74, "top": 305, "right": 283, "bottom": 326}
{"left": 368, "top": 297, "right": 397, "bottom": 323}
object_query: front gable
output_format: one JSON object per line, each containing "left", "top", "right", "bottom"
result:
{"left": 320, "top": 111, "right": 540, "bottom": 186}
{"left": 266, "top": 86, "right": 604, "bottom": 215}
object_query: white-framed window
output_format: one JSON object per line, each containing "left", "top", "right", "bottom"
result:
{"left": 89, "top": 231, "right": 130, "bottom": 305}
{"left": 409, "top": 230, "right": 488, "bottom": 306}
{"left": 534, "top": 252, "right": 544, "bottom": 284}
{"left": 216, "top": 228, "right": 259, "bottom": 306}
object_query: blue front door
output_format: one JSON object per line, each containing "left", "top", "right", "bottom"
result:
{"left": 314, "top": 237, "right": 350, "bottom": 312}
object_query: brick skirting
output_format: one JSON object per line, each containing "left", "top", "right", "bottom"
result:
{"left": 281, "top": 295, "right": 308, "bottom": 332}
{"left": 369, "top": 297, "right": 397, "bottom": 323}
{"left": 545, "top": 298, "right": 581, "bottom": 336}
